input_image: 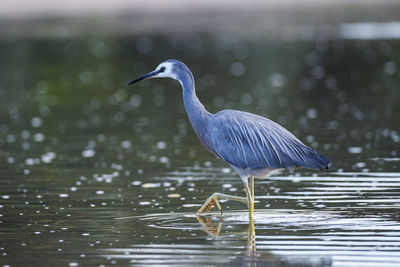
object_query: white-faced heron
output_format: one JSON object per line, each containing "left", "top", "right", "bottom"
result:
{"left": 128, "top": 59, "right": 330, "bottom": 218}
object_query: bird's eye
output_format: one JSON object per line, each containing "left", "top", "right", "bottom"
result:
{"left": 159, "top": 66, "right": 166, "bottom": 73}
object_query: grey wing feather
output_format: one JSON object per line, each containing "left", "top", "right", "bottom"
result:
{"left": 209, "top": 110, "right": 330, "bottom": 170}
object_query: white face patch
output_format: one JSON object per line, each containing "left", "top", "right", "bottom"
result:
{"left": 153, "top": 62, "right": 177, "bottom": 80}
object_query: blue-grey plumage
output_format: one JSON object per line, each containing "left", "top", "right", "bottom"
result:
{"left": 128, "top": 59, "right": 330, "bottom": 216}
{"left": 209, "top": 109, "right": 330, "bottom": 171}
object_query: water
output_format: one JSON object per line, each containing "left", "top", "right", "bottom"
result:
{"left": 1, "top": 10, "right": 400, "bottom": 266}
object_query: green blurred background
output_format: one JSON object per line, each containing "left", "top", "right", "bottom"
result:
{"left": 1, "top": 1, "right": 400, "bottom": 266}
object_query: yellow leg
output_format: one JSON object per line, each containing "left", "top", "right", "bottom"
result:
{"left": 197, "top": 176, "right": 256, "bottom": 216}
{"left": 244, "top": 177, "right": 255, "bottom": 219}
{"left": 251, "top": 176, "right": 255, "bottom": 202}
{"left": 197, "top": 192, "right": 247, "bottom": 215}
{"left": 247, "top": 212, "right": 256, "bottom": 257}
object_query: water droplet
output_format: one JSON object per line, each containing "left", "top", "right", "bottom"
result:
{"left": 222, "top": 168, "right": 231, "bottom": 174}
{"left": 129, "top": 95, "right": 142, "bottom": 108}
{"left": 240, "top": 93, "right": 253, "bottom": 106}
{"left": 384, "top": 61, "right": 397, "bottom": 75}
{"left": 25, "top": 158, "right": 36, "bottom": 166}
{"left": 82, "top": 149, "right": 95, "bottom": 158}
{"left": 7, "top": 157, "right": 15, "bottom": 164}
{"left": 7, "top": 135, "right": 15, "bottom": 143}
{"left": 230, "top": 62, "right": 246, "bottom": 77}
{"left": 31, "top": 117, "right": 42, "bottom": 128}
{"left": 157, "top": 141, "right": 166, "bottom": 150}
{"left": 269, "top": 73, "right": 286, "bottom": 87}
{"left": 121, "top": 140, "right": 131, "bottom": 149}
{"left": 182, "top": 204, "right": 200, "bottom": 208}
{"left": 21, "top": 130, "right": 30, "bottom": 139}
{"left": 306, "top": 108, "right": 318, "bottom": 119}
{"left": 41, "top": 152, "right": 56, "bottom": 163}
{"left": 204, "top": 161, "right": 212, "bottom": 167}
{"left": 142, "top": 183, "right": 161, "bottom": 189}
{"left": 167, "top": 194, "right": 181, "bottom": 198}
{"left": 33, "top": 133, "right": 45, "bottom": 142}
{"left": 311, "top": 65, "right": 325, "bottom": 79}
{"left": 354, "top": 162, "right": 366, "bottom": 168}
{"left": 348, "top": 147, "right": 362, "bottom": 154}
{"left": 160, "top": 156, "right": 169, "bottom": 164}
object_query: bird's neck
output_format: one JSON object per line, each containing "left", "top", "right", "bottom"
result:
{"left": 179, "top": 72, "right": 212, "bottom": 148}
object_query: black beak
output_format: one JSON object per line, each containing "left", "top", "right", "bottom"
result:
{"left": 128, "top": 69, "right": 159, "bottom": 85}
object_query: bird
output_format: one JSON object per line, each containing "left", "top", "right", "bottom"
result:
{"left": 128, "top": 59, "right": 330, "bottom": 218}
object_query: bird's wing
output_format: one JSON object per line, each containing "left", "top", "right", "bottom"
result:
{"left": 209, "top": 110, "right": 330, "bottom": 170}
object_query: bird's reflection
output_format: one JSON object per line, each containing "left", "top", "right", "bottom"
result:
{"left": 197, "top": 214, "right": 257, "bottom": 260}
{"left": 196, "top": 214, "right": 307, "bottom": 267}
{"left": 196, "top": 215, "right": 223, "bottom": 236}
{"left": 247, "top": 214, "right": 256, "bottom": 258}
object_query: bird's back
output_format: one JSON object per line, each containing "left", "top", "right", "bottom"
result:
{"left": 207, "top": 110, "right": 330, "bottom": 172}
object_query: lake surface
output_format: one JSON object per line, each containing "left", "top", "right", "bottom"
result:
{"left": 0, "top": 11, "right": 399, "bottom": 266}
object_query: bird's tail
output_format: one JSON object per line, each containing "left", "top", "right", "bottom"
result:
{"left": 297, "top": 146, "right": 331, "bottom": 170}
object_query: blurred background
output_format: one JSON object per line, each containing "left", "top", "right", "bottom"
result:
{"left": 1, "top": 1, "right": 400, "bottom": 266}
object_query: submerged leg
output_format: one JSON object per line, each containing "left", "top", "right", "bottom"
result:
{"left": 197, "top": 192, "right": 247, "bottom": 215}
{"left": 247, "top": 212, "right": 256, "bottom": 257}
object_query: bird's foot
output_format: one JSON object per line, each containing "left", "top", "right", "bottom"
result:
{"left": 197, "top": 193, "right": 223, "bottom": 215}
{"left": 196, "top": 192, "right": 247, "bottom": 215}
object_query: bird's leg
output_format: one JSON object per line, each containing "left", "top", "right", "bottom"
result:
{"left": 197, "top": 176, "right": 256, "bottom": 215}
{"left": 251, "top": 176, "right": 255, "bottom": 216}
{"left": 244, "top": 177, "right": 255, "bottom": 219}
{"left": 197, "top": 193, "right": 247, "bottom": 215}
{"left": 250, "top": 176, "right": 255, "bottom": 203}
{"left": 247, "top": 212, "right": 256, "bottom": 257}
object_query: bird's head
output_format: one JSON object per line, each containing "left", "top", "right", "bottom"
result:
{"left": 128, "top": 59, "right": 182, "bottom": 85}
